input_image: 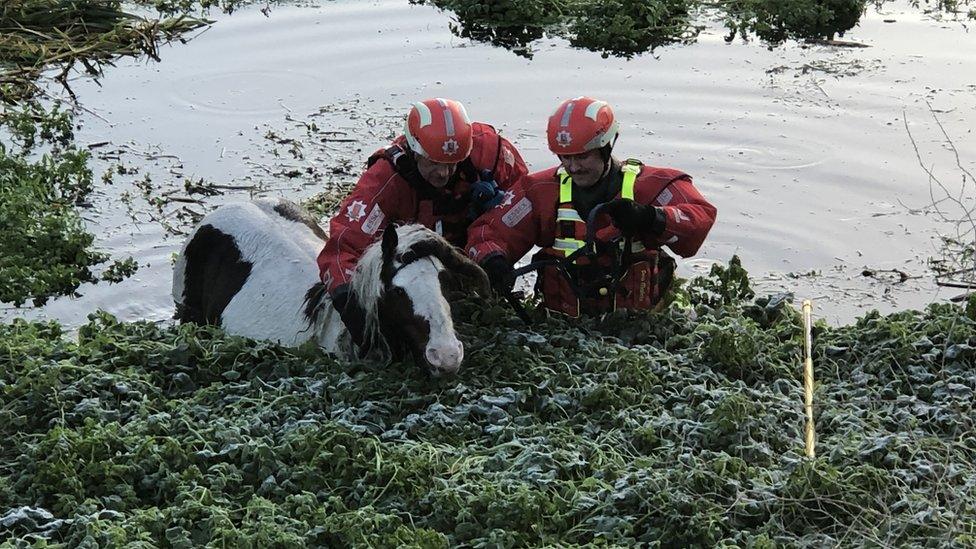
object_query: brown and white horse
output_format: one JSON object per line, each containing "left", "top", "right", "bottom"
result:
{"left": 172, "top": 198, "right": 487, "bottom": 375}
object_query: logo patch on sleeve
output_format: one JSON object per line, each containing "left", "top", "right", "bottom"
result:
{"left": 502, "top": 197, "right": 532, "bottom": 227}
{"left": 362, "top": 205, "right": 386, "bottom": 234}
{"left": 503, "top": 146, "right": 516, "bottom": 167}
{"left": 656, "top": 188, "right": 673, "bottom": 205}
{"left": 498, "top": 190, "right": 515, "bottom": 209}
{"left": 346, "top": 200, "right": 367, "bottom": 222}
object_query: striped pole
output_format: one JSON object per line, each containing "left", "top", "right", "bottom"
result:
{"left": 802, "top": 300, "right": 816, "bottom": 458}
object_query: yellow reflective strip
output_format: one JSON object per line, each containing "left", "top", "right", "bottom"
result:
{"left": 553, "top": 238, "right": 585, "bottom": 257}
{"left": 559, "top": 173, "right": 573, "bottom": 203}
{"left": 556, "top": 208, "right": 583, "bottom": 222}
{"left": 621, "top": 164, "right": 638, "bottom": 200}
{"left": 554, "top": 238, "right": 584, "bottom": 249}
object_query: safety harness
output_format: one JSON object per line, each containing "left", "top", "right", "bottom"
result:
{"left": 515, "top": 159, "right": 674, "bottom": 318}
{"left": 552, "top": 159, "right": 645, "bottom": 257}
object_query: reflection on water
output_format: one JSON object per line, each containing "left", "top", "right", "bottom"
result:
{"left": 3, "top": 0, "right": 975, "bottom": 327}
{"left": 417, "top": 0, "right": 869, "bottom": 58}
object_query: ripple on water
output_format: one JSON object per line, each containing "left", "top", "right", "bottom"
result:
{"left": 722, "top": 137, "right": 834, "bottom": 171}
{"left": 169, "top": 69, "right": 323, "bottom": 117}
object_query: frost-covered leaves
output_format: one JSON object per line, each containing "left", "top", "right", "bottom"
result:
{"left": 1, "top": 264, "right": 976, "bottom": 546}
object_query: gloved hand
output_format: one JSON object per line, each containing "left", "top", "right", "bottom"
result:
{"left": 468, "top": 170, "right": 503, "bottom": 218}
{"left": 603, "top": 198, "right": 666, "bottom": 237}
{"left": 481, "top": 255, "right": 515, "bottom": 296}
{"left": 331, "top": 284, "right": 370, "bottom": 352}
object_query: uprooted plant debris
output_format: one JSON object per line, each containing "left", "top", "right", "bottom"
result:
{"left": 1, "top": 258, "right": 974, "bottom": 546}
{"left": 0, "top": 0, "right": 211, "bottom": 104}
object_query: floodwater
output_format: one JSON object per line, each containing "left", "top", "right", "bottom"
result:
{"left": 3, "top": 0, "right": 975, "bottom": 327}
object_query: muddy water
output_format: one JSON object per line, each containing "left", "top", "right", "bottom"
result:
{"left": 4, "top": 0, "right": 975, "bottom": 327}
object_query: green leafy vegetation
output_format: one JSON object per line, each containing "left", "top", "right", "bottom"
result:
{"left": 720, "top": 0, "right": 865, "bottom": 43}
{"left": 412, "top": 0, "right": 700, "bottom": 57}
{"left": 1, "top": 261, "right": 973, "bottom": 546}
{"left": 0, "top": 0, "right": 214, "bottom": 306}
{"left": 0, "top": 102, "right": 138, "bottom": 306}
{"left": 0, "top": 103, "right": 108, "bottom": 306}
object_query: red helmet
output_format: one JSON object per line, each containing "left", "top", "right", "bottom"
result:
{"left": 404, "top": 98, "right": 473, "bottom": 163}
{"left": 547, "top": 97, "right": 619, "bottom": 155}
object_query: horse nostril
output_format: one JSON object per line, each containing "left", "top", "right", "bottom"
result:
{"left": 425, "top": 347, "right": 442, "bottom": 367}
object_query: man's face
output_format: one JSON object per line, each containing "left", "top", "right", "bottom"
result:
{"left": 558, "top": 148, "right": 606, "bottom": 188}
{"left": 416, "top": 155, "right": 459, "bottom": 188}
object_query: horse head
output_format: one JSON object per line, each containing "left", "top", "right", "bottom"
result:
{"left": 351, "top": 224, "right": 489, "bottom": 376}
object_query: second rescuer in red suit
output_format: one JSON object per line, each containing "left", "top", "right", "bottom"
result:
{"left": 467, "top": 97, "right": 716, "bottom": 317}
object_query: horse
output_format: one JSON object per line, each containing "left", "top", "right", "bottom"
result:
{"left": 171, "top": 198, "right": 488, "bottom": 375}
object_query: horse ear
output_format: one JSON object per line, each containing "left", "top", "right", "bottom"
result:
{"left": 381, "top": 224, "right": 398, "bottom": 263}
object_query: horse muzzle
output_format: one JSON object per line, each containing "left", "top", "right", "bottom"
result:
{"left": 424, "top": 337, "right": 464, "bottom": 376}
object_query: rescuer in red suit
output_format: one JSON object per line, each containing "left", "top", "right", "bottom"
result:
{"left": 317, "top": 98, "right": 527, "bottom": 345}
{"left": 467, "top": 96, "right": 716, "bottom": 317}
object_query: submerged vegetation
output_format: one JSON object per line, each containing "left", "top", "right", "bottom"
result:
{"left": 1, "top": 261, "right": 974, "bottom": 545}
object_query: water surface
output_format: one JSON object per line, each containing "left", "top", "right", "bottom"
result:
{"left": 4, "top": 0, "right": 975, "bottom": 327}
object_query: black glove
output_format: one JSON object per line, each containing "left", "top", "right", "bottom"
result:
{"left": 603, "top": 198, "right": 666, "bottom": 237}
{"left": 468, "top": 170, "right": 503, "bottom": 220}
{"left": 481, "top": 255, "right": 515, "bottom": 296}
{"left": 331, "top": 285, "right": 369, "bottom": 352}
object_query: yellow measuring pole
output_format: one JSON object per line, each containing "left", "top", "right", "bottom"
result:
{"left": 802, "top": 300, "right": 816, "bottom": 458}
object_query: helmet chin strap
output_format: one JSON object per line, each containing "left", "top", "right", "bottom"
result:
{"left": 599, "top": 134, "right": 619, "bottom": 175}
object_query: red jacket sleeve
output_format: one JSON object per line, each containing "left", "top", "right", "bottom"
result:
{"left": 466, "top": 173, "right": 548, "bottom": 264}
{"left": 467, "top": 122, "right": 528, "bottom": 192}
{"left": 492, "top": 136, "right": 527, "bottom": 191}
{"left": 644, "top": 175, "right": 716, "bottom": 257}
{"left": 316, "top": 163, "right": 409, "bottom": 292}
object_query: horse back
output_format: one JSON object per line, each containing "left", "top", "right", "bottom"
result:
{"left": 173, "top": 223, "right": 252, "bottom": 325}
{"left": 173, "top": 199, "right": 327, "bottom": 334}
